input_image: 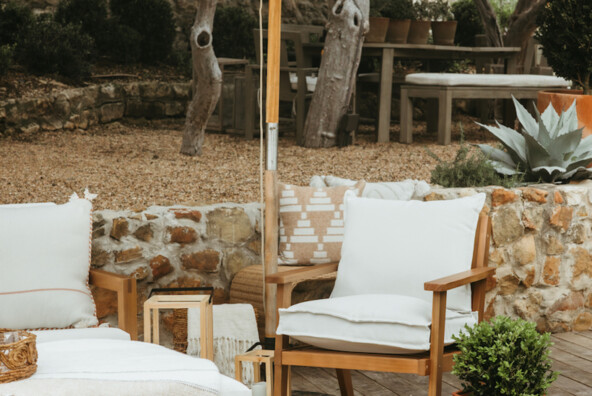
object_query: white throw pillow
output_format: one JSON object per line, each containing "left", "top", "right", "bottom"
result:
{"left": 277, "top": 294, "right": 477, "bottom": 354}
{"left": 0, "top": 198, "right": 98, "bottom": 329}
{"left": 312, "top": 175, "right": 431, "bottom": 200}
{"left": 331, "top": 193, "right": 485, "bottom": 313}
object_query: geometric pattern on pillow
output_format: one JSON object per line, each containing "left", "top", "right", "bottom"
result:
{"left": 0, "top": 197, "right": 98, "bottom": 330}
{"left": 278, "top": 181, "right": 365, "bottom": 265}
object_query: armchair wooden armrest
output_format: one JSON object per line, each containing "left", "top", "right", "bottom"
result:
{"left": 424, "top": 267, "right": 495, "bottom": 292}
{"left": 89, "top": 269, "right": 138, "bottom": 340}
{"left": 266, "top": 263, "right": 338, "bottom": 285}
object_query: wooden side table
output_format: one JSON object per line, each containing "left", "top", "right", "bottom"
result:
{"left": 143, "top": 294, "right": 213, "bottom": 360}
{"left": 235, "top": 349, "right": 274, "bottom": 396}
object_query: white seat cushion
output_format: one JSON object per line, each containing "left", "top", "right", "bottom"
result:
{"left": 313, "top": 175, "right": 431, "bottom": 201}
{"left": 0, "top": 197, "right": 98, "bottom": 329}
{"left": 277, "top": 294, "right": 477, "bottom": 354}
{"left": 331, "top": 193, "right": 485, "bottom": 313}
{"left": 405, "top": 73, "right": 570, "bottom": 88}
{"left": 32, "top": 327, "right": 131, "bottom": 343}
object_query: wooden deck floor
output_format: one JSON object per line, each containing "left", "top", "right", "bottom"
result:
{"left": 289, "top": 331, "right": 592, "bottom": 396}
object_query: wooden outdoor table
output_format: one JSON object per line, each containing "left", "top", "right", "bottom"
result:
{"left": 303, "top": 43, "right": 521, "bottom": 142}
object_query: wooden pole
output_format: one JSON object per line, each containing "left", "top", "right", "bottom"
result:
{"left": 263, "top": 0, "right": 282, "bottom": 347}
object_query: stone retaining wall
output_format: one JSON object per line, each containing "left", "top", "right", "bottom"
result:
{"left": 91, "top": 202, "right": 261, "bottom": 338}
{"left": 429, "top": 183, "right": 592, "bottom": 333}
{"left": 1, "top": 81, "right": 191, "bottom": 137}
{"left": 92, "top": 183, "right": 592, "bottom": 340}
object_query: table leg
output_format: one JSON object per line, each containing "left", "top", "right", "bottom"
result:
{"left": 400, "top": 87, "right": 413, "bottom": 144}
{"left": 235, "top": 358, "right": 243, "bottom": 382}
{"left": 254, "top": 362, "right": 261, "bottom": 383}
{"left": 266, "top": 360, "right": 273, "bottom": 396}
{"left": 200, "top": 304, "right": 207, "bottom": 359}
{"left": 207, "top": 301, "right": 214, "bottom": 361}
{"left": 377, "top": 48, "right": 394, "bottom": 143}
{"left": 437, "top": 89, "right": 452, "bottom": 145}
{"left": 143, "top": 305, "right": 151, "bottom": 343}
{"left": 152, "top": 307, "right": 160, "bottom": 345}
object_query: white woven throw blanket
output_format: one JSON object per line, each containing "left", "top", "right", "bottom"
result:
{"left": 187, "top": 304, "right": 260, "bottom": 386}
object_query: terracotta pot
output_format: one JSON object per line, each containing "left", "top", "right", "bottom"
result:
{"left": 431, "top": 20, "right": 458, "bottom": 45}
{"left": 386, "top": 19, "right": 411, "bottom": 44}
{"left": 366, "top": 17, "right": 390, "bottom": 43}
{"left": 537, "top": 90, "right": 592, "bottom": 138}
{"left": 407, "top": 20, "right": 431, "bottom": 45}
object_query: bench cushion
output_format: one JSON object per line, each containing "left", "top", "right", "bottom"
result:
{"left": 405, "top": 73, "right": 569, "bottom": 88}
{"left": 277, "top": 294, "right": 477, "bottom": 354}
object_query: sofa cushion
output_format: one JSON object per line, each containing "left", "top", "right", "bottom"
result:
{"left": 312, "top": 175, "right": 431, "bottom": 200}
{"left": 331, "top": 193, "right": 485, "bottom": 312}
{"left": 405, "top": 73, "right": 569, "bottom": 87}
{"left": 277, "top": 294, "right": 477, "bottom": 354}
{"left": 278, "top": 182, "right": 365, "bottom": 265}
{"left": 0, "top": 197, "right": 98, "bottom": 329}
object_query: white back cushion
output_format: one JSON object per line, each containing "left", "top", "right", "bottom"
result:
{"left": 0, "top": 199, "right": 98, "bottom": 329}
{"left": 331, "top": 193, "right": 485, "bottom": 312}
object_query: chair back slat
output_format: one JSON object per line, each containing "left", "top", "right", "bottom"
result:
{"left": 471, "top": 213, "right": 492, "bottom": 316}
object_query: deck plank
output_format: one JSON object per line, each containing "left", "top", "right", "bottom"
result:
{"left": 289, "top": 332, "right": 592, "bottom": 395}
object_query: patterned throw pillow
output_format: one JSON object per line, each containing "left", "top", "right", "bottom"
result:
{"left": 278, "top": 181, "right": 365, "bottom": 265}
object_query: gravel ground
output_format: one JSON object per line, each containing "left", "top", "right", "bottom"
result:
{"left": 0, "top": 117, "right": 496, "bottom": 210}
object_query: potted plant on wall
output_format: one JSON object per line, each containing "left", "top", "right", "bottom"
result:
{"left": 536, "top": 0, "right": 592, "bottom": 138}
{"left": 452, "top": 316, "right": 558, "bottom": 396}
{"left": 408, "top": 0, "right": 431, "bottom": 45}
{"left": 367, "top": 0, "right": 390, "bottom": 43}
{"left": 381, "top": 0, "right": 415, "bottom": 44}
{"left": 429, "top": 0, "right": 457, "bottom": 45}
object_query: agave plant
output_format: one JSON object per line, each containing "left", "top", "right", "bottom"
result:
{"left": 477, "top": 97, "right": 592, "bottom": 183}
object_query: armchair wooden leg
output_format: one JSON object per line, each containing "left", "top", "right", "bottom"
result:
{"left": 336, "top": 369, "right": 354, "bottom": 396}
{"left": 274, "top": 334, "right": 290, "bottom": 396}
{"left": 428, "top": 291, "right": 447, "bottom": 396}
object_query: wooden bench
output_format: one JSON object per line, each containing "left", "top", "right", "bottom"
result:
{"left": 400, "top": 73, "right": 569, "bottom": 145}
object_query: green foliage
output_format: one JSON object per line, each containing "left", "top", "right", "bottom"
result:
{"left": 0, "top": 44, "right": 14, "bottom": 75}
{"left": 477, "top": 97, "right": 592, "bottom": 183}
{"left": 101, "top": 19, "right": 142, "bottom": 64}
{"left": 213, "top": 6, "right": 257, "bottom": 60}
{"left": 428, "top": 0, "right": 453, "bottom": 21}
{"left": 536, "top": 0, "right": 592, "bottom": 94}
{"left": 168, "top": 48, "right": 192, "bottom": 78}
{"left": 0, "top": 1, "right": 34, "bottom": 46}
{"left": 110, "top": 0, "right": 175, "bottom": 64}
{"left": 427, "top": 128, "right": 522, "bottom": 188}
{"left": 452, "top": 316, "right": 558, "bottom": 396}
{"left": 17, "top": 14, "right": 94, "bottom": 81}
{"left": 492, "top": 0, "right": 518, "bottom": 32}
{"left": 55, "top": 0, "right": 109, "bottom": 53}
{"left": 371, "top": 0, "right": 414, "bottom": 20}
{"left": 414, "top": 0, "right": 431, "bottom": 20}
{"left": 452, "top": 0, "right": 484, "bottom": 46}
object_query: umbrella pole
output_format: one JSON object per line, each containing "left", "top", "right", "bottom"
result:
{"left": 263, "top": 0, "right": 281, "bottom": 349}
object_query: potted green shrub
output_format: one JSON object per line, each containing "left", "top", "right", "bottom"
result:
{"left": 381, "top": 0, "right": 414, "bottom": 44}
{"left": 429, "top": 0, "right": 456, "bottom": 46}
{"left": 367, "top": 0, "right": 390, "bottom": 43}
{"left": 408, "top": 0, "right": 431, "bottom": 45}
{"left": 536, "top": 0, "right": 592, "bottom": 138}
{"left": 452, "top": 316, "right": 558, "bottom": 396}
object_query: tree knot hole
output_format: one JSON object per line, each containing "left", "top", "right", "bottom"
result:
{"left": 334, "top": 0, "right": 344, "bottom": 15}
{"left": 197, "top": 31, "right": 211, "bottom": 48}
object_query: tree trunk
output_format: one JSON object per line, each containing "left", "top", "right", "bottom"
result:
{"left": 473, "top": 0, "right": 503, "bottom": 47}
{"left": 504, "top": 0, "right": 545, "bottom": 48}
{"left": 180, "top": 0, "right": 222, "bottom": 156}
{"left": 301, "top": 0, "right": 368, "bottom": 148}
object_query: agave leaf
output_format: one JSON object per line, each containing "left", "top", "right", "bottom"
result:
{"left": 477, "top": 144, "right": 517, "bottom": 169}
{"left": 561, "top": 166, "right": 592, "bottom": 181}
{"left": 565, "top": 156, "right": 592, "bottom": 171}
{"left": 540, "top": 102, "right": 560, "bottom": 135}
{"left": 534, "top": 110, "right": 552, "bottom": 148}
{"left": 572, "top": 134, "right": 592, "bottom": 157}
{"left": 523, "top": 133, "right": 551, "bottom": 169}
{"left": 531, "top": 166, "right": 566, "bottom": 183}
{"left": 561, "top": 100, "right": 579, "bottom": 133}
{"left": 476, "top": 121, "right": 527, "bottom": 163}
{"left": 549, "top": 128, "right": 583, "bottom": 163}
{"left": 513, "top": 96, "right": 538, "bottom": 138}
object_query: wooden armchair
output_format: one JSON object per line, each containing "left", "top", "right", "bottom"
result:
{"left": 89, "top": 269, "right": 138, "bottom": 340}
{"left": 267, "top": 211, "right": 493, "bottom": 396}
